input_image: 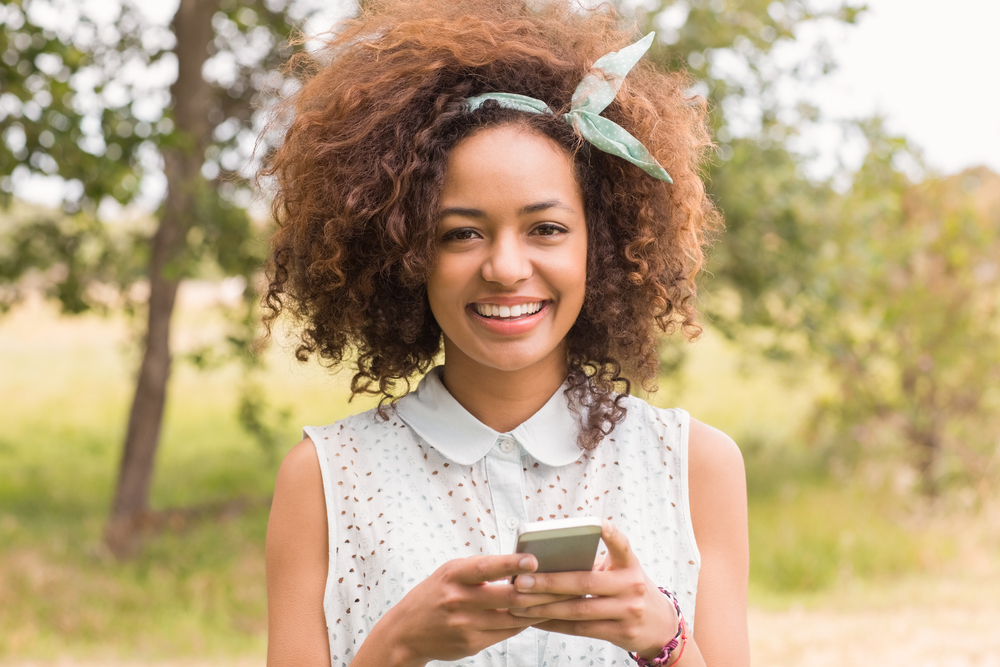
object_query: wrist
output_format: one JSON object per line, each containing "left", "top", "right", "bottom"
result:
{"left": 629, "top": 588, "right": 685, "bottom": 667}
{"left": 358, "top": 608, "right": 427, "bottom": 667}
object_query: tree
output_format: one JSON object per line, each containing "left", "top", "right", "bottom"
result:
{"left": 634, "top": 0, "right": 863, "bottom": 358}
{"left": 702, "top": 113, "right": 1000, "bottom": 494}
{"left": 0, "top": 0, "right": 314, "bottom": 556}
{"left": 639, "top": 2, "right": 1000, "bottom": 493}
{"left": 804, "top": 129, "right": 1000, "bottom": 494}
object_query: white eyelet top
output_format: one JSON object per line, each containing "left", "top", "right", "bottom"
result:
{"left": 305, "top": 367, "right": 700, "bottom": 667}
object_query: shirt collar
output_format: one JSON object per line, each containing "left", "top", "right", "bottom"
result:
{"left": 395, "top": 367, "right": 584, "bottom": 467}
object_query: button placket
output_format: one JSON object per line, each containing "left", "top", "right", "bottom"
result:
{"left": 484, "top": 436, "right": 528, "bottom": 558}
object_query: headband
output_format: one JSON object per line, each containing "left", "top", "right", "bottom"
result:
{"left": 465, "top": 32, "right": 672, "bottom": 184}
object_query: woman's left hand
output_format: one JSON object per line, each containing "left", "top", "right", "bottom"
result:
{"left": 508, "top": 520, "right": 679, "bottom": 659}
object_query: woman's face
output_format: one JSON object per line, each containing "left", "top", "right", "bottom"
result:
{"left": 427, "top": 125, "right": 588, "bottom": 377}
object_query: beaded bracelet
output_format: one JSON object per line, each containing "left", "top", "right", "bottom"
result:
{"left": 628, "top": 587, "right": 687, "bottom": 667}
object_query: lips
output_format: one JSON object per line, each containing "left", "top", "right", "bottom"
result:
{"left": 473, "top": 301, "right": 543, "bottom": 319}
{"left": 467, "top": 299, "right": 550, "bottom": 335}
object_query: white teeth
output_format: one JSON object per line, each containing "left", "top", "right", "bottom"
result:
{"left": 475, "top": 301, "right": 542, "bottom": 318}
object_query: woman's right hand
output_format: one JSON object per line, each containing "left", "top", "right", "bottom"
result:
{"left": 355, "top": 554, "right": 567, "bottom": 667}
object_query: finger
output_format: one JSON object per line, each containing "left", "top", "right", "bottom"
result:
{"left": 467, "top": 608, "right": 541, "bottom": 631}
{"left": 529, "top": 618, "right": 617, "bottom": 639}
{"left": 504, "top": 591, "right": 578, "bottom": 609}
{"left": 453, "top": 554, "right": 538, "bottom": 585}
{"left": 513, "top": 568, "right": 627, "bottom": 596}
{"left": 601, "top": 519, "right": 639, "bottom": 570}
{"left": 473, "top": 623, "right": 536, "bottom": 647}
{"left": 509, "top": 594, "right": 621, "bottom": 621}
{"left": 471, "top": 584, "right": 575, "bottom": 611}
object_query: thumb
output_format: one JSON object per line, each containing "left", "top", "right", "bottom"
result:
{"left": 601, "top": 519, "right": 638, "bottom": 570}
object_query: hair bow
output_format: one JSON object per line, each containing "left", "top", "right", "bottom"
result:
{"left": 465, "top": 32, "right": 671, "bottom": 183}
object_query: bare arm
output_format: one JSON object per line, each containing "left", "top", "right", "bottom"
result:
{"left": 266, "top": 437, "right": 331, "bottom": 667}
{"left": 687, "top": 417, "right": 750, "bottom": 666}
{"left": 266, "top": 438, "right": 558, "bottom": 667}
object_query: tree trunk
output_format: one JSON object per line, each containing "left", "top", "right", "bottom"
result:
{"left": 104, "top": 0, "right": 220, "bottom": 558}
{"left": 914, "top": 426, "right": 941, "bottom": 497}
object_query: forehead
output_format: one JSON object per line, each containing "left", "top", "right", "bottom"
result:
{"left": 440, "top": 125, "right": 583, "bottom": 211}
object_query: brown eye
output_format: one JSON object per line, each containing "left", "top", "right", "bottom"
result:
{"left": 443, "top": 228, "right": 480, "bottom": 241}
{"left": 532, "top": 223, "right": 566, "bottom": 237}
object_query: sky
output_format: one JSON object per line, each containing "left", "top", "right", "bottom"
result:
{"left": 791, "top": 0, "right": 1000, "bottom": 178}
{"left": 10, "top": 0, "right": 1000, "bottom": 209}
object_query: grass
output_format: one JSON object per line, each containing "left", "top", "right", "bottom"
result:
{"left": 0, "top": 290, "right": 995, "bottom": 660}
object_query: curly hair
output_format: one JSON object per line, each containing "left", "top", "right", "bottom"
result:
{"left": 260, "top": 0, "right": 719, "bottom": 449}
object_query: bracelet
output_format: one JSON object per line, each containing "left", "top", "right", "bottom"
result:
{"left": 628, "top": 587, "right": 687, "bottom": 667}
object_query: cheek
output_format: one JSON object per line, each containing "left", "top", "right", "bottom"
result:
{"left": 426, "top": 257, "right": 466, "bottom": 316}
{"left": 563, "top": 238, "right": 589, "bottom": 301}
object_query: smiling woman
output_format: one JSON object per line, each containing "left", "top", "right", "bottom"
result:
{"left": 258, "top": 1, "right": 746, "bottom": 666}
{"left": 428, "top": 126, "right": 589, "bottom": 427}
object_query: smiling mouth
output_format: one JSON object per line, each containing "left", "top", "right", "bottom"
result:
{"left": 473, "top": 301, "right": 544, "bottom": 319}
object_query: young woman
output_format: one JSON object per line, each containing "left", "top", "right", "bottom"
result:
{"left": 261, "top": 1, "right": 749, "bottom": 666}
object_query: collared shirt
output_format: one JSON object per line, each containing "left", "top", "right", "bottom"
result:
{"left": 306, "top": 367, "right": 700, "bottom": 667}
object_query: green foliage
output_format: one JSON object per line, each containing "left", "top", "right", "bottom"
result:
{"left": 0, "top": 0, "right": 317, "bottom": 307}
{"left": 0, "top": 0, "right": 328, "bottom": 466}
{"left": 810, "top": 142, "right": 1000, "bottom": 492}
{"left": 642, "top": 0, "right": 864, "bottom": 138}
{"left": 637, "top": 2, "right": 1000, "bottom": 493}
{"left": 712, "top": 118, "right": 1000, "bottom": 493}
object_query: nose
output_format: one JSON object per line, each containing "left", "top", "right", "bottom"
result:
{"left": 481, "top": 232, "right": 532, "bottom": 286}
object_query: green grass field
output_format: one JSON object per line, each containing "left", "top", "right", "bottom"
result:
{"left": 1, "top": 291, "right": 996, "bottom": 662}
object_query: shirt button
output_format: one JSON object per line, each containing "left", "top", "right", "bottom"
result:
{"left": 499, "top": 438, "right": 515, "bottom": 453}
{"left": 505, "top": 517, "right": 519, "bottom": 530}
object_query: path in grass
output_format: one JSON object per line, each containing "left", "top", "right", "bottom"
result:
{"left": 750, "top": 597, "right": 1000, "bottom": 666}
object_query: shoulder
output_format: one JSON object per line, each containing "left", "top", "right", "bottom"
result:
{"left": 269, "top": 437, "right": 326, "bottom": 546}
{"left": 687, "top": 417, "right": 747, "bottom": 537}
{"left": 617, "top": 393, "right": 685, "bottom": 433}
{"left": 305, "top": 405, "right": 414, "bottom": 451}
{"left": 275, "top": 437, "right": 324, "bottom": 490}
{"left": 687, "top": 417, "right": 745, "bottom": 491}
{"left": 685, "top": 416, "right": 748, "bottom": 583}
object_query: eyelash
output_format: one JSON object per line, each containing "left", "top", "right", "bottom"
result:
{"left": 442, "top": 228, "right": 480, "bottom": 241}
{"left": 442, "top": 224, "right": 567, "bottom": 241}
{"left": 532, "top": 223, "right": 566, "bottom": 236}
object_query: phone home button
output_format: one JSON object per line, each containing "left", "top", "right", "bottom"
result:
{"left": 505, "top": 517, "right": 519, "bottom": 530}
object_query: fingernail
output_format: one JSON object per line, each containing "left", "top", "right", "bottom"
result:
{"left": 509, "top": 608, "right": 527, "bottom": 615}
{"left": 516, "top": 575, "right": 534, "bottom": 590}
{"left": 519, "top": 556, "right": 534, "bottom": 570}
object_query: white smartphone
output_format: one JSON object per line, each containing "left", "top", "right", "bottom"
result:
{"left": 514, "top": 516, "right": 602, "bottom": 574}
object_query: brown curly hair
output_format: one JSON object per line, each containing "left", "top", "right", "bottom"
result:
{"left": 260, "top": 0, "right": 719, "bottom": 449}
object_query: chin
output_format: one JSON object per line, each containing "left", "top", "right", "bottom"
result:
{"left": 469, "top": 344, "right": 565, "bottom": 374}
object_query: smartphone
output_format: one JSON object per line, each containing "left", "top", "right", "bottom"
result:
{"left": 514, "top": 516, "right": 602, "bottom": 574}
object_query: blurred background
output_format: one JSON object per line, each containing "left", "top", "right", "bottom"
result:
{"left": 1, "top": 0, "right": 998, "bottom": 665}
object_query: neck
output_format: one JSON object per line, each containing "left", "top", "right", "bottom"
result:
{"left": 440, "top": 346, "right": 568, "bottom": 434}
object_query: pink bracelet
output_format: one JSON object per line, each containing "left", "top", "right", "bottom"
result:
{"left": 628, "top": 587, "right": 686, "bottom": 667}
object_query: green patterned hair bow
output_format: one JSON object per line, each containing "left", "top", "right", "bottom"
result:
{"left": 465, "top": 32, "right": 671, "bottom": 184}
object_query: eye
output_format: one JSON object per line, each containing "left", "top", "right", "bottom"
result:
{"left": 442, "top": 227, "right": 481, "bottom": 241}
{"left": 531, "top": 223, "right": 567, "bottom": 237}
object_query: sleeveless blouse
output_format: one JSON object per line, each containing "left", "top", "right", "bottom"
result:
{"left": 305, "top": 368, "right": 700, "bottom": 667}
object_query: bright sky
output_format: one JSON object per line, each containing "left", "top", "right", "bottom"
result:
{"left": 794, "top": 0, "right": 1000, "bottom": 177}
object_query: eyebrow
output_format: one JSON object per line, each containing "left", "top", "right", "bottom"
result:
{"left": 438, "top": 199, "right": 576, "bottom": 220}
